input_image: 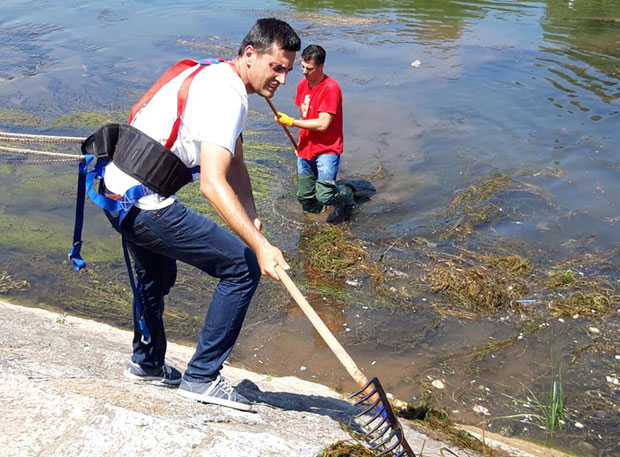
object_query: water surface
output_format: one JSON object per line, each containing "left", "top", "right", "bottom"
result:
{"left": 0, "top": 1, "right": 618, "bottom": 455}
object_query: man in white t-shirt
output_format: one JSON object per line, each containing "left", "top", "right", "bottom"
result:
{"left": 103, "top": 18, "right": 300, "bottom": 411}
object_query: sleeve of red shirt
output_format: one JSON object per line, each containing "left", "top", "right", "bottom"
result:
{"left": 317, "top": 79, "right": 341, "bottom": 115}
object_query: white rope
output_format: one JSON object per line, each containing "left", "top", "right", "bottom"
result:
{"left": 0, "top": 145, "right": 83, "bottom": 160}
{"left": 0, "top": 131, "right": 85, "bottom": 144}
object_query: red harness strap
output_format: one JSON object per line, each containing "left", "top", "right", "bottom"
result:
{"left": 128, "top": 58, "right": 226, "bottom": 149}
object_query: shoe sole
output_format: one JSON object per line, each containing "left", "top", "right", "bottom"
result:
{"left": 177, "top": 387, "right": 252, "bottom": 412}
{"left": 124, "top": 369, "right": 182, "bottom": 386}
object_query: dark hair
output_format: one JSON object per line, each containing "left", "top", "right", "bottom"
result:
{"left": 238, "top": 18, "right": 301, "bottom": 56}
{"left": 301, "top": 45, "right": 326, "bottom": 65}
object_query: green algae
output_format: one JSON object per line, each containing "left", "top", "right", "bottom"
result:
{"left": 0, "top": 108, "right": 40, "bottom": 127}
{"left": 0, "top": 210, "right": 119, "bottom": 263}
{"left": 545, "top": 269, "right": 577, "bottom": 289}
{"left": 51, "top": 110, "right": 126, "bottom": 130}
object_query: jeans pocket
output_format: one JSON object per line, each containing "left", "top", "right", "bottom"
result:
{"left": 130, "top": 214, "right": 171, "bottom": 250}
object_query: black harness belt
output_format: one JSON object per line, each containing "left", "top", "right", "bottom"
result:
{"left": 81, "top": 123, "right": 194, "bottom": 198}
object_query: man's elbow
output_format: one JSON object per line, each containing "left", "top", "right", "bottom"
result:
{"left": 316, "top": 122, "right": 330, "bottom": 132}
{"left": 200, "top": 179, "right": 217, "bottom": 201}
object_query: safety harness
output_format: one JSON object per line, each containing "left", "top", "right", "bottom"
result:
{"left": 69, "top": 57, "right": 225, "bottom": 343}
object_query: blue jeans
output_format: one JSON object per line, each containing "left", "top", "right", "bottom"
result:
{"left": 105, "top": 201, "right": 260, "bottom": 382}
{"left": 297, "top": 153, "right": 340, "bottom": 181}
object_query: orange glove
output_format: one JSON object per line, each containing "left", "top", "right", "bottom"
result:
{"left": 274, "top": 112, "right": 295, "bottom": 127}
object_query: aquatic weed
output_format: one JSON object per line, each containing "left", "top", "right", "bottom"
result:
{"left": 499, "top": 366, "right": 568, "bottom": 437}
{"left": 315, "top": 440, "right": 378, "bottom": 457}
{"left": 426, "top": 250, "right": 530, "bottom": 315}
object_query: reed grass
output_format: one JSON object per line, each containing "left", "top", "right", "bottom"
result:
{"left": 500, "top": 366, "right": 567, "bottom": 437}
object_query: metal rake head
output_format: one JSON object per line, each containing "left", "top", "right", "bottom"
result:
{"left": 349, "top": 377, "right": 416, "bottom": 457}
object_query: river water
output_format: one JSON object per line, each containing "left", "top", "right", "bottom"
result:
{"left": 1, "top": 1, "right": 618, "bottom": 455}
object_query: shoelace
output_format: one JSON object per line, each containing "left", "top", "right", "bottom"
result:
{"left": 217, "top": 376, "right": 235, "bottom": 396}
{"left": 162, "top": 364, "right": 174, "bottom": 378}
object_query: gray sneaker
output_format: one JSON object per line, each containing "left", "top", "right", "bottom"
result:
{"left": 178, "top": 375, "right": 252, "bottom": 411}
{"left": 124, "top": 360, "right": 182, "bottom": 386}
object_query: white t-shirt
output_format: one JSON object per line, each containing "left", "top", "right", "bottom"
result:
{"left": 104, "top": 62, "right": 248, "bottom": 210}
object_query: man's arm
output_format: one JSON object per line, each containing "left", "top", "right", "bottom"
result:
{"left": 276, "top": 111, "right": 334, "bottom": 132}
{"left": 199, "top": 140, "right": 288, "bottom": 279}
{"left": 227, "top": 136, "right": 262, "bottom": 231}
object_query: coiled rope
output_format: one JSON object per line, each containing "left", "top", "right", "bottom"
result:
{"left": 0, "top": 131, "right": 85, "bottom": 165}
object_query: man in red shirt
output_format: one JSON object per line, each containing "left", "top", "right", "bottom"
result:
{"left": 275, "top": 45, "right": 354, "bottom": 223}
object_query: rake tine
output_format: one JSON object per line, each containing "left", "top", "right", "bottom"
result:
{"left": 351, "top": 388, "right": 378, "bottom": 406}
{"left": 349, "top": 377, "right": 376, "bottom": 398}
{"left": 366, "top": 414, "right": 389, "bottom": 436}
{"left": 393, "top": 448, "right": 408, "bottom": 457}
{"left": 361, "top": 405, "right": 385, "bottom": 427}
{"left": 372, "top": 432, "right": 402, "bottom": 457}
{"left": 354, "top": 397, "right": 382, "bottom": 418}
{"left": 368, "top": 425, "right": 393, "bottom": 447}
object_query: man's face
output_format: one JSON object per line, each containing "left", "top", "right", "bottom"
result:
{"left": 246, "top": 44, "right": 295, "bottom": 98}
{"left": 300, "top": 59, "right": 324, "bottom": 85}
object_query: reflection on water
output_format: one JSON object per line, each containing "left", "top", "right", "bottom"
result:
{"left": 1, "top": 1, "right": 619, "bottom": 455}
{"left": 541, "top": 0, "right": 620, "bottom": 114}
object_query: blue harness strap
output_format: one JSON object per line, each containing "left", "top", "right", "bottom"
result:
{"left": 68, "top": 155, "right": 149, "bottom": 270}
{"left": 68, "top": 153, "right": 152, "bottom": 344}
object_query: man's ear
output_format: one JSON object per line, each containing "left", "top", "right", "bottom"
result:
{"left": 243, "top": 45, "right": 255, "bottom": 67}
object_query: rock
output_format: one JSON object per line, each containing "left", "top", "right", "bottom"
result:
{"left": 0, "top": 299, "right": 487, "bottom": 457}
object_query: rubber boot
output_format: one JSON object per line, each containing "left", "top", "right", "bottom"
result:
{"left": 317, "top": 180, "right": 355, "bottom": 224}
{"left": 315, "top": 180, "right": 355, "bottom": 207}
{"left": 297, "top": 173, "right": 323, "bottom": 213}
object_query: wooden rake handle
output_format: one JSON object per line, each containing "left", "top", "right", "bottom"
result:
{"left": 265, "top": 97, "right": 298, "bottom": 153}
{"left": 276, "top": 265, "right": 369, "bottom": 388}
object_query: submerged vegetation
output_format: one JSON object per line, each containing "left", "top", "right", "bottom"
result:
{"left": 0, "top": 271, "right": 30, "bottom": 294}
{"left": 500, "top": 366, "right": 568, "bottom": 437}
{"left": 437, "top": 173, "right": 557, "bottom": 242}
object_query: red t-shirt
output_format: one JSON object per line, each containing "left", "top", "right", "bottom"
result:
{"left": 295, "top": 75, "right": 343, "bottom": 160}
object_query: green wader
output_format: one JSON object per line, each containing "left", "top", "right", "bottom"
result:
{"left": 297, "top": 174, "right": 354, "bottom": 213}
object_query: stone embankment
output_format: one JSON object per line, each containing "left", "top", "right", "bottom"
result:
{"left": 0, "top": 300, "right": 561, "bottom": 457}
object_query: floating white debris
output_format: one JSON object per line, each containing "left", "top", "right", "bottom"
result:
{"left": 300, "top": 366, "right": 307, "bottom": 371}
{"left": 411, "top": 59, "right": 421, "bottom": 68}
{"left": 345, "top": 279, "right": 360, "bottom": 287}
{"left": 371, "top": 360, "right": 377, "bottom": 365}
{"left": 589, "top": 327, "right": 600, "bottom": 334}
{"left": 605, "top": 376, "right": 619, "bottom": 386}
{"left": 431, "top": 379, "right": 445, "bottom": 389}
{"left": 473, "top": 405, "right": 490, "bottom": 416}
{"left": 575, "top": 422, "right": 584, "bottom": 429}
